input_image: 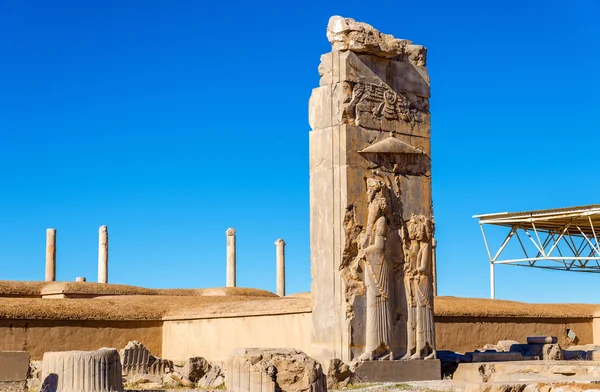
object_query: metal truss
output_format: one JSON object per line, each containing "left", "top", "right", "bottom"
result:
{"left": 473, "top": 205, "right": 600, "bottom": 299}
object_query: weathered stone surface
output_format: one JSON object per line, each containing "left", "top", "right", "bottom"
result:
{"left": 326, "top": 358, "right": 352, "bottom": 389}
{"left": 353, "top": 360, "right": 441, "bottom": 382}
{"left": 42, "top": 348, "right": 123, "bottom": 392}
{"left": 182, "top": 356, "right": 210, "bottom": 383}
{"left": 454, "top": 361, "right": 600, "bottom": 383}
{"left": 120, "top": 340, "right": 173, "bottom": 377}
{"left": 326, "top": 16, "right": 426, "bottom": 65}
{"left": 227, "top": 348, "right": 326, "bottom": 392}
{"left": 0, "top": 351, "right": 30, "bottom": 382}
{"left": 27, "top": 360, "right": 42, "bottom": 392}
{"left": 464, "top": 383, "right": 528, "bottom": 392}
{"left": 310, "top": 16, "right": 434, "bottom": 367}
{"left": 497, "top": 340, "right": 521, "bottom": 352}
{"left": 527, "top": 336, "right": 558, "bottom": 345}
{"left": 198, "top": 362, "right": 225, "bottom": 389}
{"left": 471, "top": 352, "right": 525, "bottom": 362}
{"left": 0, "top": 351, "right": 30, "bottom": 392}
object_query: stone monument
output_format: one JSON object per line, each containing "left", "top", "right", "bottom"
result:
{"left": 309, "top": 16, "right": 438, "bottom": 377}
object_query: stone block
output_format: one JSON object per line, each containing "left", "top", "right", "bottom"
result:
{"left": 0, "top": 351, "right": 30, "bottom": 382}
{"left": 454, "top": 361, "right": 600, "bottom": 383}
{"left": 526, "top": 336, "right": 557, "bottom": 344}
{"left": 227, "top": 348, "right": 326, "bottom": 392}
{"left": 353, "top": 360, "right": 441, "bottom": 382}
{"left": 471, "top": 352, "right": 524, "bottom": 362}
{"left": 42, "top": 348, "right": 123, "bottom": 392}
{"left": 0, "top": 351, "right": 30, "bottom": 392}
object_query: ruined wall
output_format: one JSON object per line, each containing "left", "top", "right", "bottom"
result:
{"left": 162, "top": 312, "right": 312, "bottom": 361}
{"left": 0, "top": 319, "right": 162, "bottom": 360}
{"left": 435, "top": 316, "right": 593, "bottom": 353}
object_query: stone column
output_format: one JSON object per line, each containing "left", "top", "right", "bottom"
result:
{"left": 274, "top": 239, "right": 286, "bottom": 296}
{"left": 45, "top": 228, "right": 56, "bottom": 282}
{"left": 309, "top": 16, "right": 433, "bottom": 363}
{"left": 98, "top": 225, "right": 108, "bottom": 284}
{"left": 226, "top": 228, "right": 236, "bottom": 287}
{"left": 42, "top": 348, "right": 124, "bottom": 392}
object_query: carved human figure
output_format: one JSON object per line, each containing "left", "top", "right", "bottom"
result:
{"left": 403, "top": 214, "right": 436, "bottom": 359}
{"left": 358, "top": 178, "right": 393, "bottom": 361}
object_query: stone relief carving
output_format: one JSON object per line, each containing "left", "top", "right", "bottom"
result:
{"left": 346, "top": 82, "right": 429, "bottom": 127}
{"left": 402, "top": 214, "right": 436, "bottom": 360}
{"left": 357, "top": 178, "right": 394, "bottom": 361}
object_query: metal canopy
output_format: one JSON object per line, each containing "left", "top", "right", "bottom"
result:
{"left": 473, "top": 204, "right": 600, "bottom": 299}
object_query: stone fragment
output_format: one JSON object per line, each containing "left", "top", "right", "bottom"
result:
{"left": 182, "top": 356, "right": 211, "bottom": 383}
{"left": 198, "top": 362, "right": 225, "bottom": 389}
{"left": 326, "top": 16, "right": 418, "bottom": 61}
{"left": 497, "top": 340, "right": 520, "bottom": 352}
{"left": 0, "top": 351, "right": 30, "bottom": 392}
{"left": 42, "top": 348, "right": 123, "bottom": 392}
{"left": 27, "top": 360, "right": 42, "bottom": 392}
{"left": 128, "top": 373, "right": 162, "bottom": 384}
{"left": 227, "top": 348, "right": 326, "bottom": 392}
{"left": 120, "top": 340, "right": 173, "bottom": 377}
{"left": 326, "top": 358, "right": 352, "bottom": 389}
{"left": 161, "top": 373, "right": 179, "bottom": 388}
{"left": 526, "top": 336, "right": 557, "bottom": 344}
{"left": 168, "top": 372, "right": 193, "bottom": 387}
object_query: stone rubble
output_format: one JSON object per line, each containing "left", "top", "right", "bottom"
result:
{"left": 228, "top": 348, "right": 326, "bottom": 392}
{"left": 326, "top": 358, "right": 353, "bottom": 389}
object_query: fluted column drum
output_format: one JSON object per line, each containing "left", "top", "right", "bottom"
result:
{"left": 42, "top": 348, "right": 124, "bottom": 392}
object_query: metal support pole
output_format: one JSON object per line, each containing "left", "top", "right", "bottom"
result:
{"left": 432, "top": 238, "right": 438, "bottom": 296}
{"left": 490, "top": 261, "right": 495, "bottom": 299}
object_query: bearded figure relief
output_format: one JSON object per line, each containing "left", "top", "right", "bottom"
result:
{"left": 403, "top": 214, "right": 436, "bottom": 360}
{"left": 357, "top": 178, "right": 394, "bottom": 361}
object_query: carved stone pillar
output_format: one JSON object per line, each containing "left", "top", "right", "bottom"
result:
{"left": 226, "top": 228, "right": 236, "bottom": 287}
{"left": 98, "top": 225, "right": 108, "bottom": 284}
{"left": 309, "top": 16, "right": 434, "bottom": 364}
{"left": 275, "top": 238, "right": 286, "bottom": 296}
{"left": 45, "top": 228, "right": 56, "bottom": 282}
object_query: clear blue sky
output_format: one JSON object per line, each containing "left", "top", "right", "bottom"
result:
{"left": 1, "top": 0, "right": 598, "bottom": 303}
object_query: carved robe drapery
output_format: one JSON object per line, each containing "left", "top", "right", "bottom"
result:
{"left": 358, "top": 178, "right": 394, "bottom": 360}
{"left": 404, "top": 214, "right": 436, "bottom": 359}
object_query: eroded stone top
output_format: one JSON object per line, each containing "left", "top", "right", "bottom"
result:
{"left": 326, "top": 15, "right": 427, "bottom": 66}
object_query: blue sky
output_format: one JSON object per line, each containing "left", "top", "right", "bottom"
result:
{"left": 0, "top": 0, "right": 598, "bottom": 303}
